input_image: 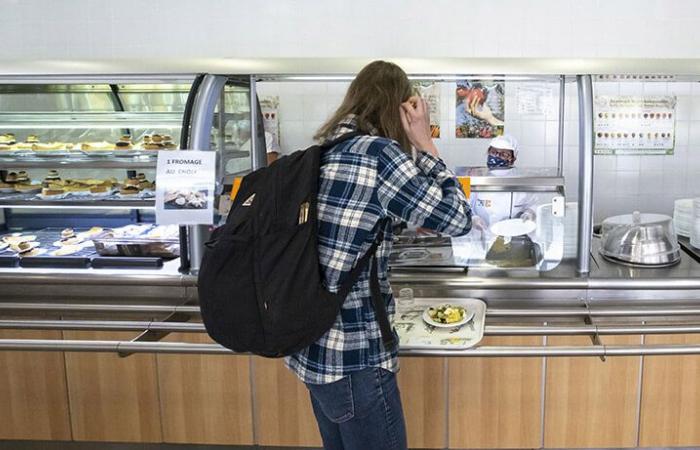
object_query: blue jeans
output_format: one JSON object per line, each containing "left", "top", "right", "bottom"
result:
{"left": 305, "top": 367, "right": 408, "bottom": 450}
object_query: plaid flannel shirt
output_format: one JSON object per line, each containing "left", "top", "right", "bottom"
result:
{"left": 285, "top": 116, "right": 472, "bottom": 384}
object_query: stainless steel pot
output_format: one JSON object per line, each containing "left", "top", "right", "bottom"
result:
{"left": 599, "top": 211, "right": 681, "bottom": 267}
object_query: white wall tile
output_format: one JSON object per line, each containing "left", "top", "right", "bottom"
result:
{"left": 520, "top": 121, "right": 545, "bottom": 146}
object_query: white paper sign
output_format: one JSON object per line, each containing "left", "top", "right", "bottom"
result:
{"left": 517, "top": 85, "right": 556, "bottom": 115}
{"left": 155, "top": 151, "right": 216, "bottom": 225}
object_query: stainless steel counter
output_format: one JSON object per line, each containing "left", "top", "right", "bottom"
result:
{"left": 0, "top": 238, "right": 699, "bottom": 357}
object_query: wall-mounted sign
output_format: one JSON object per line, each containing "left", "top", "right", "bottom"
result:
{"left": 156, "top": 151, "right": 216, "bottom": 225}
{"left": 412, "top": 81, "right": 441, "bottom": 138}
{"left": 594, "top": 96, "right": 676, "bottom": 155}
{"left": 517, "top": 84, "right": 556, "bottom": 116}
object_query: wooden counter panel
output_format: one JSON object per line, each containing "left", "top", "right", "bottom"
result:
{"left": 252, "top": 358, "right": 322, "bottom": 447}
{"left": 639, "top": 333, "right": 700, "bottom": 447}
{"left": 0, "top": 329, "right": 71, "bottom": 440}
{"left": 397, "top": 357, "right": 446, "bottom": 449}
{"left": 449, "top": 336, "right": 543, "bottom": 449}
{"left": 157, "top": 333, "right": 253, "bottom": 445}
{"left": 544, "top": 334, "right": 640, "bottom": 448}
{"left": 63, "top": 331, "right": 162, "bottom": 442}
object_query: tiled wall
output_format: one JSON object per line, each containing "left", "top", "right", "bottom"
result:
{"left": 258, "top": 80, "right": 700, "bottom": 223}
{"left": 3, "top": 0, "right": 700, "bottom": 59}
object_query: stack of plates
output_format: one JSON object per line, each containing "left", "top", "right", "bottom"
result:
{"left": 673, "top": 198, "right": 694, "bottom": 238}
{"left": 536, "top": 202, "right": 578, "bottom": 258}
{"left": 691, "top": 198, "right": 700, "bottom": 249}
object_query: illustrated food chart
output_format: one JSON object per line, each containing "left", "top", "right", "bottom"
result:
{"left": 594, "top": 95, "right": 676, "bottom": 155}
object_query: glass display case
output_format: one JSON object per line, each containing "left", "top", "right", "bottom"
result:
{"left": 0, "top": 74, "right": 259, "bottom": 269}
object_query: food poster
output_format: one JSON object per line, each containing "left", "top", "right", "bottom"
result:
{"left": 456, "top": 80, "right": 505, "bottom": 139}
{"left": 412, "top": 81, "right": 441, "bottom": 138}
{"left": 155, "top": 151, "right": 216, "bottom": 225}
{"left": 259, "top": 95, "right": 280, "bottom": 150}
{"left": 594, "top": 96, "right": 676, "bottom": 155}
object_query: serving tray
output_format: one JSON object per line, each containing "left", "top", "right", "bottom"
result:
{"left": 395, "top": 298, "right": 486, "bottom": 350}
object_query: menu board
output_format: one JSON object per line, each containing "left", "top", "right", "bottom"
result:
{"left": 156, "top": 151, "right": 216, "bottom": 225}
{"left": 594, "top": 96, "right": 676, "bottom": 155}
{"left": 412, "top": 81, "right": 441, "bottom": 138}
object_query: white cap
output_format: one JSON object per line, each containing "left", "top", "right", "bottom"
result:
{"left": 489, "top": 134, "right": 519, "bottom": 157}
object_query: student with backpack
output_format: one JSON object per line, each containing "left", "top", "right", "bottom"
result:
{"left": 198, "top": 60, "right": 471, "bottom": 450}
{"left": 289, "top": 61, "right": 471, "bottom": 449}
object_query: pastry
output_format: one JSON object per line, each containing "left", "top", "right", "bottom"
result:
{"left": 0, "top": 144, "right": 12, "bottom": 151}
{"left": 33, "top": 142, "right": 66, "bottom": 151}
{"left": 51, "top": 245, "right": 82, "bottom": 256}
{"left": 41, "top": 187, "right": 64, "bottom": 197}
{"left": 54, "top": 236, "right": 83, "bottom": 247}
{"left": 115, "top": 141, "right": 133, "bottom": 150}
{"left": 11, "top": 240, "right": 39, "bottom": 254}
{"left": 0, "top": 181, "right": 14, "bottom": 191}
{"left": 14, "top": 183, "right": 42, "bottom": 193}
{"left": 119, "top": 185, "right": 139, "bottom": 196}
{"left": 81, "top": 141, "right": 114, "bottom": 151}
{"left": 14, "top": 142, "right": 33, "bottom": 150}
{"left": 143, "top": 143, "right": 162, "bottom": 150}
{"left": 138, "top": 180, "right": 153, "bottom": 190}
{"left": 26, "top": 135, "right": 40, "bottom": 144}
{"left": 46, "top": 169, "right": 60, "bottom": 179}
{"left": 61, "top": 228, "right": 76, "bottom": 240}
{"left": 80, "top": 226, "right": 103, "bottom": 238}
{"left": 5, "top": 172, "right": 18, "bottom": 183}
{"left": 0, "top": 134, "right": 16, "bottom": 145}
{"left": 136, "top": 173, "right": 146, "bottom": 181}
{"left": 163, "top": 141, "right": 177, "bottom": 149}
{"left": 124, "top": 178, "right": 140, "bottom": 187}
{"left": 20, "top": 248, "right": 46, "bottom": 258}
{"left": 151, "top": 134, "right": 163, "bottom": 143}
{"left": 143, "top": 135, "right": 152, "bottom": 143}
{"left": 90, "top": 185, "right": 109, "bottom": 194}
{"left": 16, "top": 171, "right": 29, "bottom": 182}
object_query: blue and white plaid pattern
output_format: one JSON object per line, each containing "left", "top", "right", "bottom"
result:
{"left": 286, "top": 117, "right": 472, "bottom": 384}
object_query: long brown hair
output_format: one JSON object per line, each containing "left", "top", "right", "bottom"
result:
{"left": 314, "top": 60, "right": 413, "bottom": 151}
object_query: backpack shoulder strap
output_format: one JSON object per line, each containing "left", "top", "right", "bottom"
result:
{"left": 337, "top": 218, "right": 397, "bottom": 348}
{"left": 319, "top": 131, "right": 365, "bottom": 150}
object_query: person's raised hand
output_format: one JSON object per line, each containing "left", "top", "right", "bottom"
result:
{"left": 400, "top": 96, "right": 439, "bottom": 157}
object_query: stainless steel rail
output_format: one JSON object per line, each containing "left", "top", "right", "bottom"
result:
{"left": 1, "top": 339, "right": 699, "bottom": 357}
{"left": 3, "top": 319, "right": 700, "bottom": 337}
{"left": 3, "top": 303, "right": 700, "bottom": 317}
{"left": 0, "top": 273, "right": 191, "bottom": 286}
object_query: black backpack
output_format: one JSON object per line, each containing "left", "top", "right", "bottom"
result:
{"left": 198, "top": 132, "right": 397, "bottom": 357}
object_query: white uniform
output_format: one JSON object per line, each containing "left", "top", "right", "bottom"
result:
{"left": 469, "top": 168, "right": 537, "bottom": 226}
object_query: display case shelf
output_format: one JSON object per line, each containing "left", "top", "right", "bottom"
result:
{"left": 0, "top": 198, "right": 154, "bottom": 210}
{"left": 0, "top": 157, "right": 157, "bottom": 169}
{"left": 0, "top": 111, "right": 183, "bottom": 129}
